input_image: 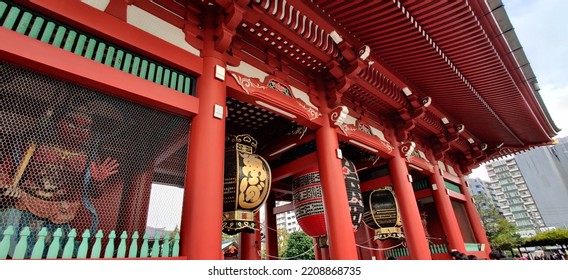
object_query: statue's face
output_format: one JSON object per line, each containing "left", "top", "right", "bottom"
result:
{"left": 57, "top": 113, "right": 91, "bottom": 146}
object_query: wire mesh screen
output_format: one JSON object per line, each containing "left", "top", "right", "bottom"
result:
{"left": 0, "top": 62, "right": 189, "bottom": 257}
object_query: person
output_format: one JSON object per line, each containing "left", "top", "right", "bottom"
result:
{"left": 387, "top": 256, "right": 397, "bottom": 260}
{"left": 456, "top": 253, "right": 469, "bottom": 260}
{"left": 450, "top": 250, "right": 462, "bottom": 260}
{"left": 467, "top": 254, "right": 478, "bottom": 260}
{"left": 0, "top": 105, "right": 119, "bottom": 258}
{"left": 489, "top": 249, "right": 512, "bottom": 260}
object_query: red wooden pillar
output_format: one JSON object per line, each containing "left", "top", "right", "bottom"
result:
{"left": 179, "top": 9, "right": 227, "bottom": 259}
{"left": 457, "top": 170, "right": 491, "bottom": 257}
{"left": 314, "top": 90, "right": 358, "bottom": 260}
{"left": 122, "top": 170, "right": 153, "bottom": 234}
{"left": 313, "top": 239, "right": 322, "bottom": 260}
{"left": 320, "top": 247, "right": 331, "bottom": 260}
{"left": 388, "top": 146, "right": 431, "bottom": 259}
{"left": 264, "top": 195, "right": 278, "bottom": 260}
{"left": 429, "top": 164, "right": 467, "bottom": 252}
{"left": 239, "top": 232, "right": 259, "bottom": 260}
{"left": 365, "top": 227, "right": 382, "bottom": 260}
{"left": 240, "top": 212, "right": 261, "bottom": 260}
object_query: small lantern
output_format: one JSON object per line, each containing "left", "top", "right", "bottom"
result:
{"left": 362, "top": 186, "right": 404, "bottom": 240}
{"left": 292, "top": 158, "right": 363, "bottom": 241}
{"left": 222, "top": 134, "right": 271, "bottom": 235}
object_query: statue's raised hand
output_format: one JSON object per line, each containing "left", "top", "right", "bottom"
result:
{"left": 90, "top": 157, "right": 119, "bottom": 182}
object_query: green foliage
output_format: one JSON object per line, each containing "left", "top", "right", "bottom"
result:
{"left": 472, "top": 194, "right": 522, "bottom": 250}
{"left": 222, "top": 232, "right": 239, "bottom": 244}
{"left": 281, "top": 231, "right": 315, "bottom": 260}
{"left": 277, "top": 228, "right": 290, "bottom": 257}
{"left": 523, "top": 228, "right": 568, "bottom": 247}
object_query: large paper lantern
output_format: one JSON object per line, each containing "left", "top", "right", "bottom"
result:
{"left": 362, "top": 186, "right": 404, "bottom": 240}
{"left": 222, "top": 134, "right": 271, "bottom": 235}
{"left": 292, "top": 158, "right": 363, "bottom": 240}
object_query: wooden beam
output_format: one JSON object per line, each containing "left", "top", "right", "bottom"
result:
{"left": 271, "top": 152, "right": 318, "bottom": 182}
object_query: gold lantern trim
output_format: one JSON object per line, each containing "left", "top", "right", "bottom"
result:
{"left": 362, "top": 185, "right": 404, "bottom": 240}
{"left": 222, "top": 134, "right": 271, "bottom": 235}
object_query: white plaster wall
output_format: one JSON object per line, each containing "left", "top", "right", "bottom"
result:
{"left": 438, "top": 161, "right": 447, "bottom": 172}
{"left": 227, "top": 62, "right": 318, "bottom": 110}
{"left": 370, "top": 127, "right": 388, "bottom": 143}
{"left": 81, "top": 0, "right": 110, "bottom": 11}
{"left": 127, "top": 6, "right": 200, "bottom": 56}
{"left": 227, "top": 61, "right": 269, "bottom": 81}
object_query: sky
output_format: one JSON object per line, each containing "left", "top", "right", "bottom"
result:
{"left": 470, "top": 0, "right": 568, "bottom": 181}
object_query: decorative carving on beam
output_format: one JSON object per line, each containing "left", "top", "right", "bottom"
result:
{"left": 229, "top": 71, "right": 322, "bottom": 121}
{"left": 329, "top": 106, "right": 349, "bottom": 135}
{"left": 400, "top": 141, "right": 416, "bottom": 161}
{"left": 337, "top": 118, "right": 394, "bottom": 156}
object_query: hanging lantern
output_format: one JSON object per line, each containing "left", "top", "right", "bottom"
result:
{"left": 362, "top": 185, "right": 404, "bottom": 240}
{"left": 292, "top": 158, "right": 363, "bottom": 242}
{"left": 222, "top": 134, "right": 271, "bottom": 235}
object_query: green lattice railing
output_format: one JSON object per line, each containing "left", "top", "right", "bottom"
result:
{"left": 444, "top": 181, "right": 462, "bottom": 194}
{"left": 429, "top": 243, "right": 449, "bottom": 254}
{"left": 464, "top": 243, "right": 483, "bottom": 252}
{"left": 384, "top": 247, "right": 409, "bottom": 258}
{"left": 0, "top": 226, "right": 180, "bottom": 259}
{"left": 0, "top": 1, "right": 195, "bottom": 95}
{"left": 412, "top": 178, "right": 430, "bottom": 192}
{"left": 384, "top": 244, "right": 448, "bottom": 259}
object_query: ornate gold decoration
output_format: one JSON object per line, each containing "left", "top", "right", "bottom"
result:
{"left": 223, "top": 134, "right": 271, "bottom": 235}
{"left": 363, "top": 186, "right": 404, "bottom": 240}
{"left": 230, "top": 72, "right": 268, "bottom": 95}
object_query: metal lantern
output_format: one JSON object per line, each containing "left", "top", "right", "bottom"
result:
{"left": 222, "top": 134, "right": 271, "bottom": 235}
{"left": 292, "top": 158, "right": 363, "bottom": 240}
{"left": 362, "top": 186, "right": 404, "bottom": 240}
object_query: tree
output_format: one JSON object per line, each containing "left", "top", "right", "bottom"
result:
{"left": 281, "top": 231, "right": 315, "bottom": 260}
{"left": 523, "top": 228, "right": 568, "bottom": 247}
{"left": 222, "top": 232, "right": 239, "bottom": 244}
{"left": 277, "top": 228, "right": 290, "bottom": 257}
{"left": 472, "top": 194, "right": 522, "bottom": 251}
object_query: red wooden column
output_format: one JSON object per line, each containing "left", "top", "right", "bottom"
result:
{"left": 121, "top": 170, "right": 153, "bottom": 234}
{"left": 239, "top": 232, "right": 260, "bottom": 260}
{"left": 429, "top": 163, "right": 466, "bottom": 253}
{"left": 365, "top": 228, "right": 382, "bottom": 260}
{"left": 320, "top": 247, "right": 331, "bottom": 260}
{"left": 314, "top": 90, "right": 358, "bottom": 260}
{"left": 240, "top": 212, "right": 261, "bottom": 260}
{"left": 388, "top": 144, "right": 431, "bottom": 259}
{"left": 313, "top": 239, "right": 322, "bottom": 260}
{"left": 180, "top": 9, "right": 228, "bottom": 259}
{"left": 457, "top": 170, "right": 491, "bottom": 257}
{"left": 264, "top": 194, "right": 279, "bottom": 260}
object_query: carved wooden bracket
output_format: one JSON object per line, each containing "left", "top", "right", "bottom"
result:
{"left": 400, "top": 141, "right": 416, "bottom": 161}
{"left": 215, "top": 1, "right": 247, "bottom": 53}
{"left": 329, "top": 106, "right": 349, "bottom": 134}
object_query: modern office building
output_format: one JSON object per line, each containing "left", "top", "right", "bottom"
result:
{"left": 485, "top": 159, "right": 545, "bottom": 235}
{"left": 275, "top": 201, "right": 301, "bottom": 234}
{"left": 515, "top": 136, "right": 568, "bottom": 229}
{"left": 466, "top": 177, "right": 492, "bottom": 199}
